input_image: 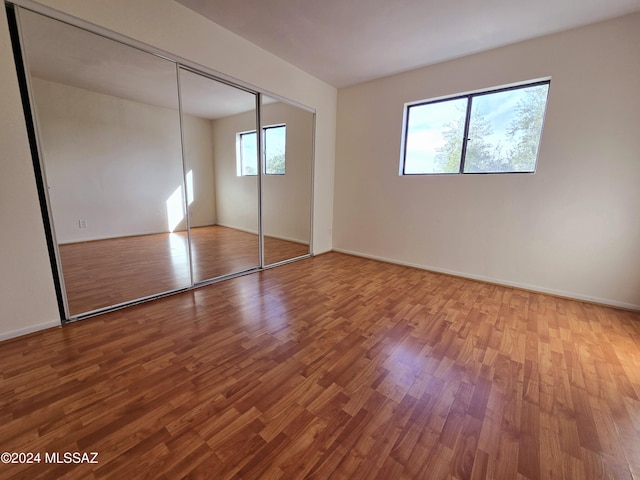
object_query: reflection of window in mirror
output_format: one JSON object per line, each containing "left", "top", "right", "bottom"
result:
{"left": 264, "top": 125, "right": 286, "bottom": 175}
{"left": 237, "top": 130, "right": 257, "bottom": 176}
{"left": 236, "top": 125, "right": 286, "bottom": 176}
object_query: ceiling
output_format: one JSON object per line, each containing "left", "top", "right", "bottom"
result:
{"left": 175, "top": 0, "right": 640, "bottom": 88}
{"left": 20, "top": 8, "right": 265, "bottom": 119}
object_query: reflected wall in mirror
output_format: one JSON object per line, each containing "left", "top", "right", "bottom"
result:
{"left": 178, "top": 68, "right": 260, "bottom": 282}
{"left": 19, "top": 9, "right": 190, "bottom": 315}
{"left": 261, "top": 96, "right": 313, "bottom": 266}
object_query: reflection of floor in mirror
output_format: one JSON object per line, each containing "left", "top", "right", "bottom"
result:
{"left": 190, "top": 225, "right": 310, "bottom": 281}
{"left": 264, "top": 234, "right": 310, "bottom": 266}
{"left": 58, "top": 225, "right": 310, "bottom": 316}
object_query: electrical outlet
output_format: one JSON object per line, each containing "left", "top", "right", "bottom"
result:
{"left": 79, "top": 219, "right": 87, "bottom": 228}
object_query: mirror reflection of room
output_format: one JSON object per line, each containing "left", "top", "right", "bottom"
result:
{"left": 179, "top": 72, "right": 314, "bottom": 281}
{"left": 260, "top": 96, "right": 313, "bottom": 266}
{"left": 17, "top": 8, "right": 315, "bottom": 320}
{"left": 178, "top": 68, "right": 260, "bottom": 283}
{"left": 20, "top": 10, "right": 191, "bottom": 316}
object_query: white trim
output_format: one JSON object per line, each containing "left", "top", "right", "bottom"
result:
{"left": 266, "top": 232, "right": 309, "bottom": 245}
{"left": 59, "top": 227, "right": 309, "bottom": 246}
{"left": 57, "top": 230, "right": 186, "bottom": 245}
{"left": 216, "top": 223, "right": 309, "bottom": 245}
{"left": 0, "top": 320, "right": 61, "bottom": 343}
{"left": 332, "top": 248, "right": 640, "bottom": 312}
{"left": 215, "top": 223, "right": 257, "bottom": 235}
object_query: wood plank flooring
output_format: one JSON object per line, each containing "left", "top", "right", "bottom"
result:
{"left": 59, "top": 226, "right": 309, "bottom": 315}
{"left": 2, "top": 252, "right": 640, "bottom": 479}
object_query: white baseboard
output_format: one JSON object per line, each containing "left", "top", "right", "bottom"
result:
{"left": 266, "top": 233, "right": 309, "bottom": 245}
{"left": 216, "top": 223, "right": 309, "bottom": 245}
{"left": 0, "top": 320, "right": 61, "bottom": 343}
{"left": 60, "top": 225, "right": 310, "bottom": 246}
{"left": 332, "top": 248, "right": 640, "bottom": 311}
{"left": 215, "top": 223, "right": 258, "bottom": 235}
{"left": 59, "top": 230, "right": 175, "bottom": 245}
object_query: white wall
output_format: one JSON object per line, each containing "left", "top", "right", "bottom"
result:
{"left": 177, "top": 114, "right": 217, "bottom": 229}
{"left": 212, "top": 102, "right": 313, "bottom": 243}
{"left": 211, "top": 111, "right": 259, "bottom": 234}
{"left": 0, "top": 0, "right": 336, "bottom": 340}
{"left": 0, "top": 6, "right": 59, "bottom": 341}
{"left": 32, "top": 79, "right": 216, "bottom": 242}
{"left": 334, "top": 13, "right": 640, "bottom": 309}
{"left": 263, "top": 102, "right": 314, "bottom": 243}
{"left": 32, "top": 78, "right": 185, "bottom": 242}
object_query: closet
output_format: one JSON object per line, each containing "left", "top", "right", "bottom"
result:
{"left": 9, "top": 5, "right": 314, "bottom": 321}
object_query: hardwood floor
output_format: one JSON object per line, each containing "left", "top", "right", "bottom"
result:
{"left": 2, "top": 252, "right": 640, "bottom": 479}
{"left": 59, "top": 226, "right": 309, "bottom": 315}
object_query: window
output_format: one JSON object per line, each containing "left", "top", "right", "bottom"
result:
{"left": 264, "top": 125, "right": 286, "bottom": 175}
{"left": 401, "top": 80, "right": 550, "bottom": 175}
{"left": 238, "top": 125, "right": 286, "bottom": 176}
{"left": 238, "top": 131, "right": 258, "bottom": 176}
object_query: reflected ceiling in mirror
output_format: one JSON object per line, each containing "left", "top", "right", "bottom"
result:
{"left": 20, "top": 9, "right": 179, "bottom": 110}
{"left": 19, "top": 9, "right": 274, "bottom": 119}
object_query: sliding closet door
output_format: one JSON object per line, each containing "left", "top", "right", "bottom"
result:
{"left": 17, "top": 9, "right": 190, "bottom": 316}
{"left": 178, "top": 68, "right": 260, "bottom": 282}
{"left": 261, "top": 96, "right": 314, "bottom": 266}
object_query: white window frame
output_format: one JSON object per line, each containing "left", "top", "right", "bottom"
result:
{"left": 236, "top": 124, "right": 286, "bottom": 176}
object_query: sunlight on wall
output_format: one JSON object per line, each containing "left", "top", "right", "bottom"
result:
{"left": 166, "top": 185, "right": 184, "bottom": 232}
{"left": 166, "top": 171, "right": 195, "bottom": 232}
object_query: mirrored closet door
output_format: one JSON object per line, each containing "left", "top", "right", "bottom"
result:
{"left": 12, "top": 4, "right": 315, "bottom": 321}
{"left": 178, "top": 68, "right": 260, "bottom": 283}
{"left": 18, "top": 9, "right": 191, "bottom": 316}
{"left": 260, "top": 95, "right": 314, "bottom": 266}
